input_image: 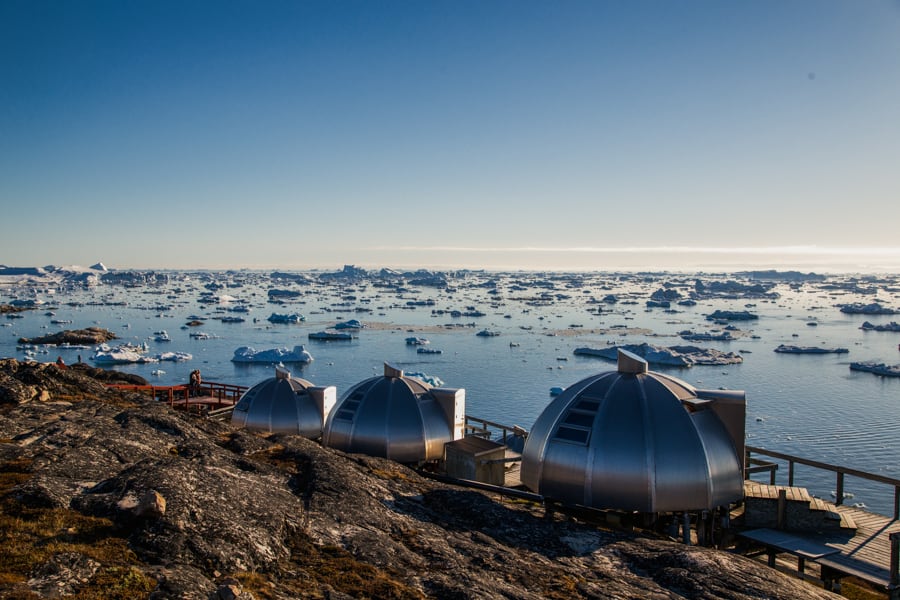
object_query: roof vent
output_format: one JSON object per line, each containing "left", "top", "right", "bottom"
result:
{"left": 384, "top": 362, "right": 404, "bottom": 378}
{"left": 617, "top": 349, "right": 648, "bottom": 374}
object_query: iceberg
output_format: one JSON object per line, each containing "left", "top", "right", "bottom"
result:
{"left": 231, "top": 345, "right": 314, "bottom": 364}
{"left": 860, "top": 321, "right": 900, "bottom": 332}
{"left": 308, "top": 330, "right": 354, "bottom": 340}
{"left": 405, "top": 371, "right": 444, "bottom": 387}
{"left": 678, "top": 330, "right": 735, "bottom": 342}
{"left": 92, "top": 347, "right": 157, "bottom": 365}
{"left": 705, "top": 310, "right": 758, "bottom": 321}
{"left": 573, "top": 343, "right": 743, "bottom": 366}
{"left": 267, "top": 312, "right": 306, "bottom": 323}
{"left": 334, "top": 319, "right": 364, "bottom": 329}
{"left": 156, "top": 351, "right": 193, "bottom": 362}
{"left": 773, "top": 345, "right": 849, "bottom": 354}
{"left": 839, "top": 302, "right": 898, "bottom": 315}
{"left": 476, "top": 329, "right": 500, "bottom": 337}
{"left": 850, "top": 361, "right": 900, "bottom": 377}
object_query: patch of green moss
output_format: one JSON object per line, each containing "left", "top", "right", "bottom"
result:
{"left": 0, "top": 458, "right": 156, "bottom": 598}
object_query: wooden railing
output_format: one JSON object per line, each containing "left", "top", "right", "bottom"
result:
{"left": 746, "top": 445, "right": 900, "bottom": 520}
{"left": 198, "top": 381, "right": 248, "bottom": 404}
{"left": 464, "top": 415, "right": 527, "bottom": 446}
{"left": 107, "top": 381, "right": 248, "bottom": 413}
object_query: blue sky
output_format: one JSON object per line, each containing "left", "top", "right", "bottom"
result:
{"left": 2, "top": 0, "right": 899, "bottom": 272}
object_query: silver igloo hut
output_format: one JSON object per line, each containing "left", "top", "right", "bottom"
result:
{"left": 521, "top": 350, "right": 745, "bottom": 513}
{"left": 323, "top": 363, "right": 465, "bottom": 463}
{"left": 231, "top": 366, "right": 336, "bottom": 439}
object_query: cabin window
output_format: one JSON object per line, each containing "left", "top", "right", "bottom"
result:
{"left": 563, "top": 412, "right": 594, "bottom": 428}
{"left": 335, "top": 409, "right": 356, "bottom": 422}
{"left": 575, "top": 399, "right": 600, "bottom": 412}
{"left": 554, "top": 426, "right": 591, "bottom": 444}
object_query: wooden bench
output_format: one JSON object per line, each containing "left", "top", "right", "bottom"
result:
{"left": 738, "top": 528, "right": 839, "bottom": 574}
{"left": 740, "top": 528, "right": 900, "bottom": 597}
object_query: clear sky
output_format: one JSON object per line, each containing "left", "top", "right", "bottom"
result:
{"left": 2, "top": 0, "right": 900, "bottom": 273}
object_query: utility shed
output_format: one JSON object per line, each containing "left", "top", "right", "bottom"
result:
{"left": 444, "top": 436, "right": 506, "bottom": 486}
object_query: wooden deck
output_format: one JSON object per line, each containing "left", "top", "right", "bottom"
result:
{"left": 739, "top": 504, "right": 900, "bottom": 595}
{"left": 818, "top": 505, "right": 900, "bottom": 588}
{"left": 107, "top": 381, "right": 248, "bottom": 414}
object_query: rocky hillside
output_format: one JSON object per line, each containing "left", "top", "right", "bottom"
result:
{"left": 0, "top": 359, "right": 838, "bottom": 599}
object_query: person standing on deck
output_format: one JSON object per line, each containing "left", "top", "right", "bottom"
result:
{"left": 189, "top": 369, "right": 202, "bottom": 397}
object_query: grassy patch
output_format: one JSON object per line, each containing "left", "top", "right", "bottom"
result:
{"left": 286, "top": 534, "right": 424, "bottom": 599}
{"left": 840, "top": 578, "right": 889, "bottom": 600}
{"left": 223, "top": 534, "right": 425, "bottom": 599}
{"left": 0, "top": 458, "right": 156, "bottom": 598}
{"left": 369, "top": 467, "right": 410, "bottom": 482}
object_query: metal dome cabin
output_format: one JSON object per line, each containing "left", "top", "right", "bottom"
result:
{"left": 323, "top": 363, "right": 465, "bottom": 464}
{"left": 521, "top": 349, "right": 745, "bottom": 514}
{"left": 231, "top": 366, "right": 336, "bottom": 439}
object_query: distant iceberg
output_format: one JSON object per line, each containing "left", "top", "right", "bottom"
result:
{"left": 405, "top": 371, "right": 444, "bottom": 387}
{"left": 850, "top": 361, "right": 900, "bottom": 377}
{"left": 774, "top": 344, "right": 849, "bottom": 354}
{"left": 92, "top": 343, "right": 192, "bottom": 364}
{"left": 334, "top": 319, "right": 364, "bottom": 329}
{"left": 267, "top": 312, "right": 306, "bottom": 323}
{"left": 839, "top": 302, "right": 898, "bottom": 315}
{"left": 573, "top": 343, "right": 743, "bottom": 366}
{"left": 93, "top": 346, "right": 156, "bottom": 365}
{"left": 231, "top": 345, "right": 313, "bottom": 364}
{"left": 860, "top": 321, "right": 900, "bottom": 332}
{"left": 157, "top": 351, "right": 193, "bottom": 362}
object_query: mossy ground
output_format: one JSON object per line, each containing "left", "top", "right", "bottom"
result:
{"left": 0, "top": 458, "right": 157, "bottom": 599}
{"left": 0, "top": 449, "right": 424, "bottom": 599}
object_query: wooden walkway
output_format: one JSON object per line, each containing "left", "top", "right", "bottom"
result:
{"left": 818, "top": 505, "right": 900, "bottom": 589}
{"left": 739, "top": 502, "right": 900, "bottom": 595}
{"left": 107, "top": 381, "right": 248, "bottom": 414}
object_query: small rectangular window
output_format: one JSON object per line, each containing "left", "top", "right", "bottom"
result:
{"left": 554, "top": 426, "right": 590, "bottom": 444}
{"left": 563, "top": 412, "right": 594, "bottom": 428}
{"left": 335, "top": 409, "right": 356, "bottom": 422}
{"left": 576, "top": 399, "right": 600, "bottom": 412}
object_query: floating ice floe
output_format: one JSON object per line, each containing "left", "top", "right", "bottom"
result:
{"left": 189, "top": 331, "right": 216, "bottom": 339}
{"left": 405, "top": 371, "right": 444, "bottom": 387}
{"left": 860, "top": 321, "right": 900, "bottom": 332}
{"left": 157, "top": 351, "right": 192, "bottom": 362}
{"left": 839, "top": 302, "right": 898, "bottom": 315}
{"left": 308, "top": 330, "right": 354, "bottom": 340}
{"left": 334, "top": 319, "right": 364, "bottom": 329}
{"left": 267, "top": 312, "right": 305, "bottom": 323}
{"left": 850, "top": 361, "right": 900, "bottom": 377}
{"left": 774, "top": 344, "right": 849, "bottom": 354}
{"left": 231, "top": 345, "right": 314, "bottom": 364}
{"left": 574, "top": 342, "right": 742, "bottom": 367}
{"left": 93, "top": 347, "right": 156, "bottom": 365}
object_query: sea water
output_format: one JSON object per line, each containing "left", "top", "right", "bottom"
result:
{"left": 3, "top": 271, "right": 899, "bottom": 516}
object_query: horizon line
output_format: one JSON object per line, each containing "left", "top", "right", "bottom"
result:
{"left": 364, "top": 245, "right": 900, "bottom": 256}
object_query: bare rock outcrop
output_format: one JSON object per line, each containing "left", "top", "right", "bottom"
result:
{"left": 17, "top": 326, "right": 118, "bottom": 346}
{"left": 0, "top": 359, "right": 838, "bottom": 599}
